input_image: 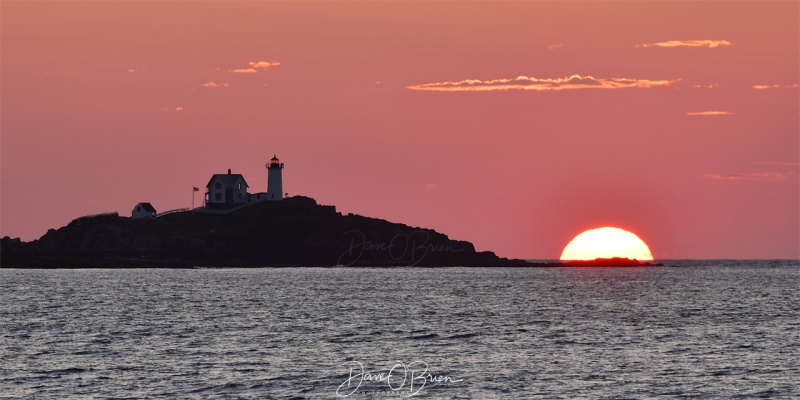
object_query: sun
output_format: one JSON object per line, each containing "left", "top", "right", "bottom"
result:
{"left": 560, "top": 227, "right": 653, "bottom": 261}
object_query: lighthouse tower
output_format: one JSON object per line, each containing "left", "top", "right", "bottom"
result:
{"left": 266, "top": 155, "right": 284, "bottom": 201}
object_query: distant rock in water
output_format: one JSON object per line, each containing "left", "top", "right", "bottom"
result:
{"left": 564, "top": 257, "right": 663, "bottom": 267}
{"left": 1, "top": 196, "right": 529, "bottom": 268}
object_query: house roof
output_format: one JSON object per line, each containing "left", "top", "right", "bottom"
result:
{"left": 136, "top": 202, "right": 157, "bottom": 212}
{"left": 206, "top": 173, "right": 249, "bottom": 189}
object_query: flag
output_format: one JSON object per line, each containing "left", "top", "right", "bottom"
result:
{"left": 193, "top": 187, "right": 199, "bottom": 191}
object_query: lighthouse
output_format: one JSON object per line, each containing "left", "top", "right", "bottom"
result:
{"left": 266, "top": 155, "right": 284, "bottom": 201}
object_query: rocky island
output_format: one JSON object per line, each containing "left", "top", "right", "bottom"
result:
{"left": 1, "top": 196, "right": 533, "bottom": 268}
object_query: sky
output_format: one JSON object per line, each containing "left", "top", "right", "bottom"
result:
{"left": 2, "top": 1, "right": 798, "bottom": 260}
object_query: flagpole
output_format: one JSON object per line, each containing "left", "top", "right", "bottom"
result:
{"left": 192, "top": 187, "right": 200, "bottom": 213}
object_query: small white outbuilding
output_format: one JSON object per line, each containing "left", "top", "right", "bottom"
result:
{"left": 132, "top": 202, "right": 157, "bottom": 219}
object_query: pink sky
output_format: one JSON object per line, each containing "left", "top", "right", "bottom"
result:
{"left": 2, "top": 2, "right": 798, "bottom": 259}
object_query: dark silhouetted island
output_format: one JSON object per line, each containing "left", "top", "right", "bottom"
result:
{"left": 2, "top": 196, "right": 537, "bottom": 268}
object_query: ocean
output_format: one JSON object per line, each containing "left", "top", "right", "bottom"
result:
{"left": 1, "top": 260, "right": 798, "bottom": 399}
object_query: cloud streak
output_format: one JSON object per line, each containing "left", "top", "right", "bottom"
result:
{"left": 705, "top": 172, "right": 788, "bottom": 181}
{"left": 200, "top": 81, "right": 230, "bottom": 88}
{"left": 686, "top": 111, "right": 732, "bottom": 116}
{"left": 407, "top": 74, "right": 678, "bottom": 92}
{"left": 34, "top": 70, "right": 79, "bottom": 76}
{"left": 692, "top": 84, "right": 718, "bottom": 89}
{"left": 638, "top": 40, "right": 731, "bottom": 48}
{"left": 249, "top": 61, "right": 280, "bottom": 69}
{"left": 752, "top": 84, "right": 799, "bottom": 90}
{"left": 229, "top": 60, "right": 281, "bottom": 73}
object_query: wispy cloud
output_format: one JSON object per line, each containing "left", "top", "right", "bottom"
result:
{"left": 229, "top": 60, "right": 281, "bottom": 73}
{"left": 200, "top": 81, "right": 230, "bottom": 88}
{"left": 33, "top": 70, "right": 78, "bottom": 76}
{"left": 423, "top": 183, "right": 440, "bottom": 190}
{"left": 693, "top": 84, "right": 719, "bottom": 89}
{"left": 407, "top": 74, "right": 678, "bottom": 92}
{"left": 705, "top": 172, "right": 788, "bottom": 181}
{"left": 752, "top": 84, "right": 799, "bottom": 90}
{"left": 249, "top": 61, "right": 280, "bottom": 69}
{"left": 548, "top": 43, "right": 564, "bottom": 50}
{"left": 686, "top": 111, "right": 733, "bottom": 116}
{"left": 638, "top": 40, "right": 731, "bottom": 48}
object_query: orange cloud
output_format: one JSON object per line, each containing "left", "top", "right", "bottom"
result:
{"left": 548, "top": 43, "right": 564, "bottom": 50}
{"left": 249, "top": 61, "right": 280, "bottom": 69}
{"left": 638, "top": 40, "right": 731, "bottom": 48}
{"left": 705, "top": 172, "right": 788, "bottom": 181}
{"left": 423, "top": 183, "right": 440, "bottom": 190}
{"left": 692, "top": 84, "right": 719, "bottom": 89}
{"left": 686, "top": 111, "right": 732, "bottom": 116}
{"left": 407, "top": 75, "right": 678, "bottom": 92}
{"left": 200, "top": 81, "right": 230, "bottom": 88}
{"left": 228, "top": 61, "right": 281, "bottom": 73}
{"left": 752, "top": 84, "right": 799, "bottom": 90}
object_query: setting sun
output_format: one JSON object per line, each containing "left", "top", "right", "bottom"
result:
{"left": 561, "top": 227, "right": 653, "bottom": 261}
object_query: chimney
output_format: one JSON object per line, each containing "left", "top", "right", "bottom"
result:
{"left": 228, "top": 169, "right": 231, "bottom": 174}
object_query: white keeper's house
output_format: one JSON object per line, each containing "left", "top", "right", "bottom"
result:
{"left": 205, "top": 169, "right": 249, "bottom": 209}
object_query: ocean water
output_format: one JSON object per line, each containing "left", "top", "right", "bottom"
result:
{"left": 1, "top": 261, "right": 798, "bottom": 399}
